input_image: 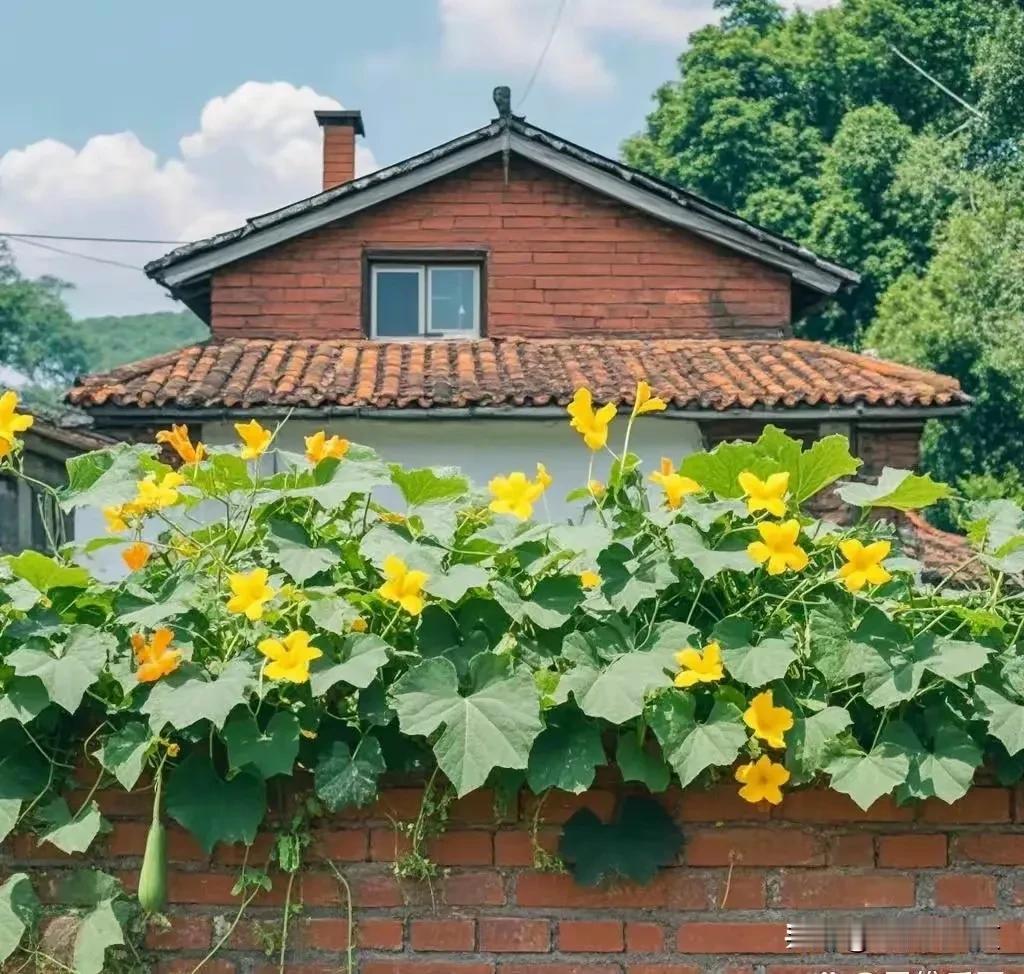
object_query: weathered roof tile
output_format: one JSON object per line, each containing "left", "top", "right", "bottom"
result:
{"left": 68, "top": 336, "right": 968, "bottom": 414}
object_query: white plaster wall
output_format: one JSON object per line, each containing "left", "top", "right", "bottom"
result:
{"left": 74, "top": 417, "right": 704, "bottom": 577}
{"left": 203, "top": 417, "right": 705, "bottom": 515}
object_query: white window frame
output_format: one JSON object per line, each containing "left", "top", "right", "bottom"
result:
{"left": 370, "top": 263, "right": 480, "bottom": 339}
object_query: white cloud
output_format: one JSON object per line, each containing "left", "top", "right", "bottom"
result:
{"left": 0, "top": 81, "right": 376, "bottom": 318}
{"left": 439, "top": 0, "right": 839, "bottom": 95}
{"left": 439, "top": 0, "right": 715, "bottom": 95}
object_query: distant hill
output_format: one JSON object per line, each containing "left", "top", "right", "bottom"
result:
{"left": 76, "top": 310, "right": 208, "bottom": 372}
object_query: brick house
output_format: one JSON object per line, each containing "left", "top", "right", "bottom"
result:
{"left": 69, "top": 90, "right": 967, "bottom": 533}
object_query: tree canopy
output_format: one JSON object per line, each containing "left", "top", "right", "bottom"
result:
{"left": 625, "top": 0, "right": 1023, "bottom": 503}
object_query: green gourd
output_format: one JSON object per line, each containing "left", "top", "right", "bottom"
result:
{"left": 138, "top": 767, "right": 167, "bottom": 914}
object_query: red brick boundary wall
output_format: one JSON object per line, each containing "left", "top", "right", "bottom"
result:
{"left": 3, "top": 783, "right": 1024, "bottom": 973}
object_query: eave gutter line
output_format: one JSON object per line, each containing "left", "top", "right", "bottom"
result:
{"left": 83, "top": 404, "right": 969, "bottom": 423}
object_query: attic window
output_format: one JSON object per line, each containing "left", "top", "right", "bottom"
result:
{"left": 368, "top": 256, "right": 482, "bottom": 339}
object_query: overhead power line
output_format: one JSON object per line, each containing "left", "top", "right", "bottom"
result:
{"left": 0, "top": 230, "right": 187, "bottom": 245}
{"left": 889, "top": 45, "right": 986, "bottom": 120}
{"left": 516, "top": 0, "right": 569, "bottom": 113}
{"left": 2, "top": 234, "right": 143, "bottom": 271}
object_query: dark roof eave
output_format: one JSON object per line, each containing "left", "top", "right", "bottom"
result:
{"left": 81, "top": 403, "right": 968, "bottom": 424}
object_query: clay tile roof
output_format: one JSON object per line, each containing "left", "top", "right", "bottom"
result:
{"left": 899, "top": 512, "right": 985, "bottom": 587}
{"left": 67, "top": 336, "right": 968, "bottom": 414}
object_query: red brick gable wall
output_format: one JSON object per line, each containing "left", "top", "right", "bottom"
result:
{"left": 210, "top": 156, "right": 792, "bottom": 341}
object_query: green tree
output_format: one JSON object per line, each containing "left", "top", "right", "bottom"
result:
{"left": 0, "top": 242, "right": 87, "bottom": 386}
{"left": 865, "top": 170, "right": 1024, "bottom": 489}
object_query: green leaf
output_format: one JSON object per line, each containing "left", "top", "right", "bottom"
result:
{"left": 666, "top": 523, "right": 757, "bottom": 579}
{"left": 713, "top": 618, "right": 796, "bottom": 687}
{"left": 555, "top": 643, "right": 680, "bottom": 724}
{"left": 268, "top": 521, "right": 337, "bottom": 584}
{"left": 38, "top": 800, "right": 105, "bottom": 855}
{"left": 308, "top": 634, "right": 390, "bottom": 696}
{"left": 73, "top": 899, "right": 124, "bottom": 974}
{"left": 598, "top": 544, "right": 674, "bottom": 613}
{"left": 0, "top": 800, "right": 20, "bottom": 843}
{"left": 314, "top": 737, "right": 386, "bottom": 811}
{"left": 57, "top": 870, "right": 123, "bottom": 908}
{"left": 837, "top": 466, "right": 952, "bottom": 511}
{"left": 826, "top": 724, "right": 918, "bottom": 810}
{"left": 559, "top": 795, "right": 682, "bottom": 886}
{"left": 679, "top": 426, "right": 859, "bottom": 503}
{"left": 0, "top": 677, "right": 50, "bottom": 724}
{"left": 7, "top": 550, "right": 90, "bottom": 592}
{"left": 424, "top": 564, "right": 490, "bottom": 603}
{"left": 526, "top": 706, "right": 605, "bottom": 795}
{"left": 390, "top": 465, "right": 469, "bottom": 506}
{"left": 679, "top": 440, "right": 764, "bottom": 498}
{"left": 165, "top": 752, "right": 267, "bottom": 853}
{"left": 789, "top": 434, "right": 861, "bottom": 502}
{"left": 97, "top": 723, "right": 152, "bottom": 790}
{"left": 0, "top": 874, "right": 39, "bottom": 964}
{"left": 900, "top": 726, "right": 982, "bottom": 804}
{"left": 58, "top": 444, "right": 150, "bottom": 512}
{"left": 305, "top": 597, "right": 360, "bottom": 635}
{"left": 118, "top": 580, "right": 198, "bottom": 627}
{"left": 806, "top": 605, "right": 859, "bottom": 686}
{"left": 223, "top": 711, "right": 300, "bottom": 779}
{"left": 390, "top": 657, "right": 543, "bottom": 796}
{"left": 649, "top": 693, "right": 746, "bottom": 788}
{"left": 0, "top": 724, "right": 50, "bottom": 799}
{"left": 142, "top": 660, "right": 253, "bottom": 732}
{"left": 7, "top": 627, "right": 112, "bottom": 713}
{"left": 493, "top": 576, "right": 582, "bottom": 630}
{"left": 786, "top": 706, "right": 852, "bottom": 783}
{"left": 616, "top": 731, "right": 671, "bottom": 792}
{"left": 287, "top": 456, "right": 392, "bottom": 507}
{"left": 677, "top": 498, "right": 747, "bottom": 532}
{"left": 976, "top": 685, "right": 1024, "bottom": 755}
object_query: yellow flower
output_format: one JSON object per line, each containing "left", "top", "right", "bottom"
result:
{"left": 134, "top": 471, "right": 186, "bottom": 511}
{"left": 350, "top": 616, "right": 368, "bottom": 633}
{"left": 588, "top": 480, "right": 606, "bottom": 499}
{"left": 747, "top": 519, "right": 809, "bottom": 575}
{"left": 103, "top": 505, "right": 130, "bottom": 533}
{"left": 235, "top": 419, "right": 273, "bottom": 460}
{"left": 535, "top": 462, "right": 553, "bottom": 491}
{"left": 632, "top": 380, "right": 667, "bottom": 417}
{"left": 305, "top": 430, "right": 350, "bottom": 464}
{"left": 166, "top": 742, "right": 181, "bottom": 758}
{"left": 0, "top": 391, "right": 33, "bottom": 452}
{"left": 122, "top": 542, "right": 151, "bottom": 572}
{"left": 738, "top": 471, "right": 790, "bottom": 517}
{"left": 227, "top": 568, "right": 276, "bottom": 621}
{"left": 650, "top": 457, "right": 701, "bottom": 509}
{"left": 489, "top": 471, "right": 545, "bottom": 521}
{"left": 579, "top": 570, "right": 601, "bottom": 589}
{"left": 378, "top": 555, "right": 428, "bottom": 616}
{"left": 379, "top": 511, "right": 406, "bottom": 524}
{"left": 743, "top": 690, "right": 794, "bottom": 749}
{"left": 674, "top": 641, "right": 724, "bottom": 688}
{"left": 838, "top": 539, "right": 892, "bottom": 592}
{"left": 735, "top": 755, "right": 790, "bottom": 805}
{"left": 566, "top": 387, "right": 616, "bottom": 451}
{"left": 257, "top": 629, "right": 323, "bottom": 684}
{"left": 155, "top": 424, "right": 206, "bottom": 465}
{"left": 131, "top": 628, "right": 181, "bottom": 684}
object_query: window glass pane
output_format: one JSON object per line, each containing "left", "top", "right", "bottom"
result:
{"left": 429, "top": 267, "right": 477, "bottom": 332}
{"left": 375, "top": 269, "right": 421, "bottom": 336}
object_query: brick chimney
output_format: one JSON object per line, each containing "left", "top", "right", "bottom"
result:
{"left": 314, "top": 109, "right": 365, "bottom": 190}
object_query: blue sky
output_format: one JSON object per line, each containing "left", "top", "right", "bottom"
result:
{"left": 0, "top": 0, "right": 825, "bottom": 317}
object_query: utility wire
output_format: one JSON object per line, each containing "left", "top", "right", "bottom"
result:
{"left": 515, "top": 0, "right": 569, "bottom": 113}
{"left": 889, "top": 44, "right": 985, "bottom": 120}
{"left": 0, "top": 230, "right": 187, "bottom": 245}
{"left": 2, "top": 234, "right": 143, "bottom": 271}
